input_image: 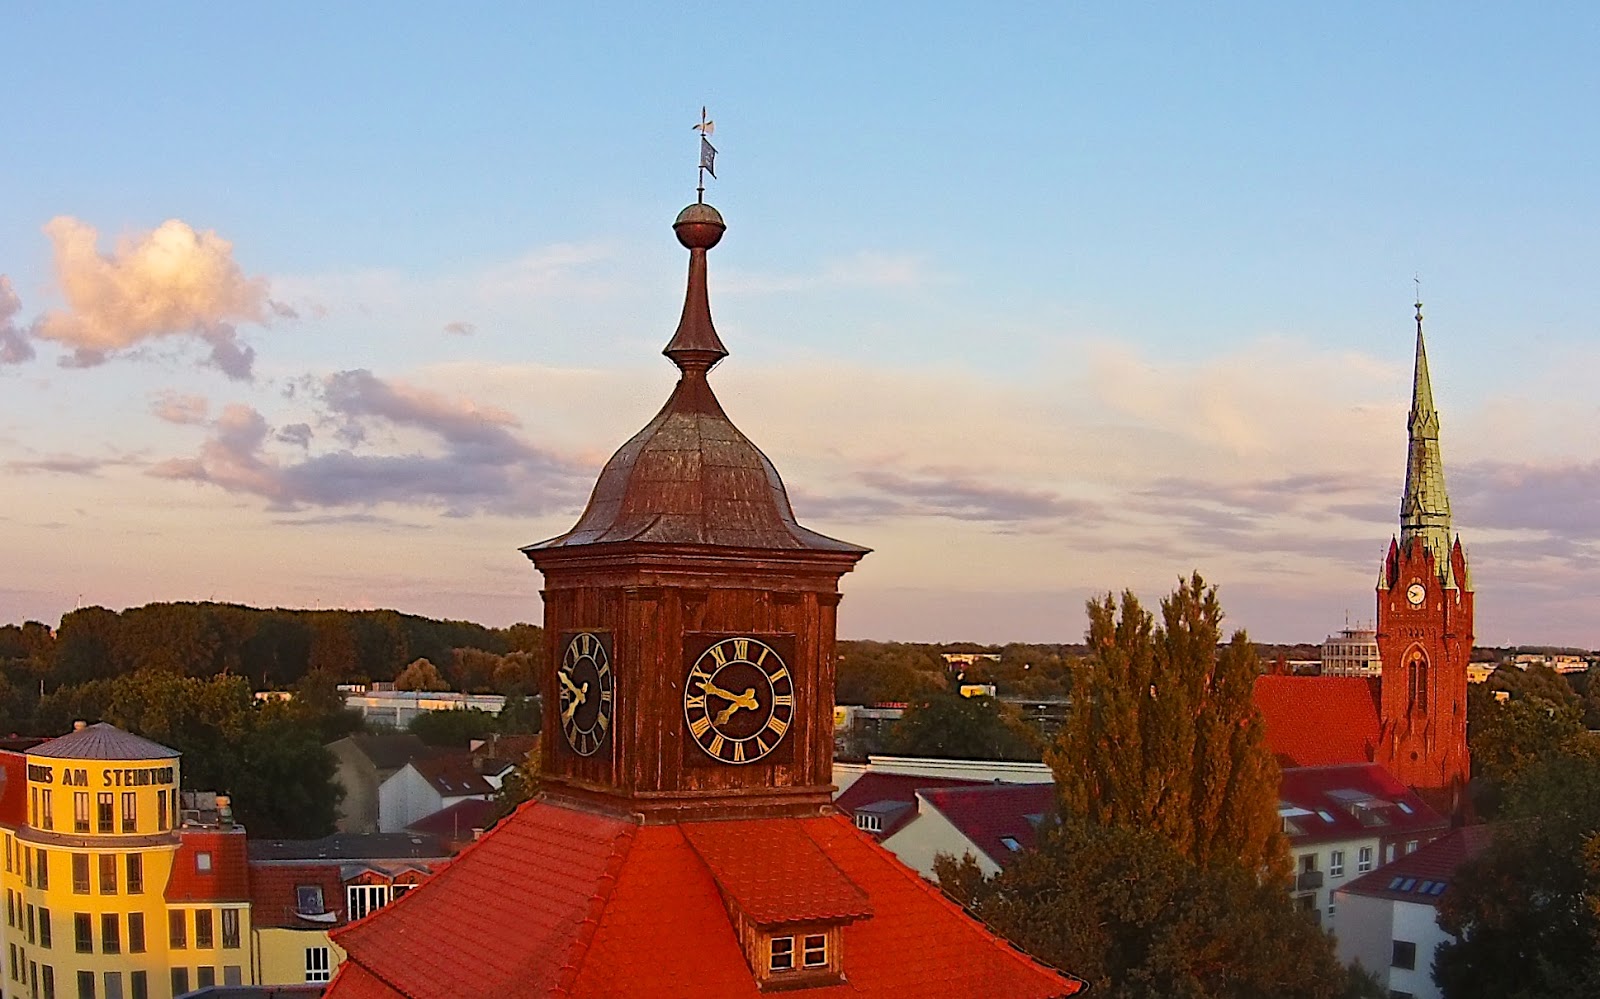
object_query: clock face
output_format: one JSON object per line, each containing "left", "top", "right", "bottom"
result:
{"left": 558, "top": 631, "right": 613, "bottom": 757}
{"left": 1407, "top": 582, "right": 1427, "bottom": 607}
{"left": 683, "top": 636, "right": 795, "bottom": 765}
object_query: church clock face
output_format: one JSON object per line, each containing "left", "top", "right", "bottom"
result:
{"left": 683, "top": 636, "right": 795, "bottom": 765}
{"left": 1407, "top": 582, "right": 1427, "bottom": 606}
{"left": 558, "top": 631, "right": 613, "bottom": 757}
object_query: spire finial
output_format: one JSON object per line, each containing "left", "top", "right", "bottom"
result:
{"left": 1414, "top": 275, "right": 1424, "bottom": 332}
{"left": 693, "top": 107, "right": 717, "bottom": 205}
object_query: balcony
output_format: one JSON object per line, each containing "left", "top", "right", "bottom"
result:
{"left": 1296, "top": 870, "right": 1324, "bottom": 892}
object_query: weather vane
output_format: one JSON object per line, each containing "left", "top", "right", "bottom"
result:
{"left": 1414, "top": 274, "right": 1423, "bottom": 327}
{"left": 693, "top": 106, "right": 717, "bottom": 203}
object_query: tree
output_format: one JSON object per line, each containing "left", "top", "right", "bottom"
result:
{"left": 1050, "top": 572, "right": 1284, "bottom": 875}
{"left": 394, "top": 658, "right": 450, "bottom": 692}
{"left": 834, "top": 641, "right": 945, "bottom": 705}
{"left": 408, "top": 707, "right": 498, "bottom": 748}
{"left": 937, "top": 821, "right": 1353, "bottom": 999}
{"left": 1467, "top": 677, "right": 1585, "bottom": 817}
{"left": 885, "top": 690, "right": 1041, "bottom": 761}
{"left": 1435, "top": 735, "right": 1600, "bottom": 998}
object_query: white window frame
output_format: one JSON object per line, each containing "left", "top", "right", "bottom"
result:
{"left": 1357, "top": 846, "right": 1373, "bottom": 873}
{"left": 768, "top": 936, "right": 794, "bottom": 972}
{"left": 1329, "top": 850, "right": 1344, "bottom": 878}
{"left": 305, "top": 947, "right": 331, "bottom": 983}
{"left": 802, "top": 933, "right": 827, "bottom": 969}
{"left": 346, "top": 884, "right": 390, "bottom": 922}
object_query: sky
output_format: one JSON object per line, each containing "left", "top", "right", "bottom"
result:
{"left": 3, "top": 4, "right": 1599, "bottom": 646}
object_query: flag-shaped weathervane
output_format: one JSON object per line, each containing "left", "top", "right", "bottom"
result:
{"left": 693, "top": 106, "right": 717, "bottom": 201}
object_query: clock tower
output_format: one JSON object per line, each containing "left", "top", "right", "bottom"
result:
{"left": 523, "top": 200, "right": 870, "bottom": 822}
{"left": 1375, "top": 299, "right": 1472, "bottom": 815}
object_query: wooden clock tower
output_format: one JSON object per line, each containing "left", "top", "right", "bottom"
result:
{"left": 522, "top": 201, "right": 870, "bottom": 822}
{"left": 1374, "top": 300, "right": 1472, "bottom": 815}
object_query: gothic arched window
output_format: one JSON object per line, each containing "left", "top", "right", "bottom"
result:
{"left": 1407, "top": 650, "right": 1429, "bottom": 712}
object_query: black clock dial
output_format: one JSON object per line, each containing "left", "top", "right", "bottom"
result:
{"left": 683, "top": 636, "right": 794, "bottom": 765}
{"left": 558, "top": 631, "right": 613, "bottom": 757}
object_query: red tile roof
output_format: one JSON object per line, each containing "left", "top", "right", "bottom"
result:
{"left": 248, "top": 861, "right": 346, "bottom": 928}
{"left": 410, "top": 753, "right": 495, "bottom": 797}
{"left": 681, "top": 819, "right": 872, "bottom": 924}
{"left": 166, "top": 828, "right": 251, "bottom": 903}
{"left": 0, "top": 752, "right": 26, "bottom": 829}
{"left": 405, "top": 798, "right": 498, "bottom": 852}
{"left": 1277, "top": 763, "right": 1448, "bottom": 847}
{"left": 1337, "top": 824, "right": 1495, "bottom": 906}
{"left": 327, "top": 799, "right": 1083, "bottom": 999}
{"left": 834, "top": 772, "right": 987, "bottom": 839}
{"left": 920, "top": 783, "right": 1056, "bottom": 867}
{"left": 1254, "top": 675, "right": 1381, "bottom": 768}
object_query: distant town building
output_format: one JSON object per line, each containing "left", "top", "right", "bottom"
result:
{"left": 340, "top": 689, "right": 507, "bottom": 729}
{"left": 376, "top": 755, "right": 496, "bottom": 833}
{"left": 326, "top": 734, "right": 435, "bottom": 834}
{"left": 941, "top": 653, "right": 1000, "bottom": 670}
{"left": 1321, "top": 626, "right": 1383, "bottom": 678}
{"left": 1333, "top": 826, "right": 1495, "bottom": 999}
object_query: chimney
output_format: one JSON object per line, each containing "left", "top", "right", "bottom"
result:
{"left": 73, "top": 721, "right": 87, "bottom": 732}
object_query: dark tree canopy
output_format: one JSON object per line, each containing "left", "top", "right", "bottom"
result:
{"left": 884, "top": 690, "right": 1042, "bottom": 761}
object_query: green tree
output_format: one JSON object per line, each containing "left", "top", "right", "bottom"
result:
{"left": 408, "top": 707, "right": 498, "bottom": 748}
{"left": 885, "top": 690, "right": 1042, "bottom": 761}
{"left": 394, "top": 658, "right": 450, "bottom": 692}
{"left": 835, "top": 641, "right": 945, "bottom": 705}
{"left": 1467, "top": 678, "right": 1585, "bottom": 817}
{"left": 1050, "top": 573, "right": 1284, "bottom": 874}
{"left": 937, "top": 821, "right": 1351, "bottom": 999}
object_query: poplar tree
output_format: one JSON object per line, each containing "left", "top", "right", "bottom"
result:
{"left": 1049, "top": 572, "right": 1284, "bottom": 876}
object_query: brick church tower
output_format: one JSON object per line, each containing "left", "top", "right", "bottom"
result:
{"left": 1375, "top": 300, "right": 1472, "bottom": 815}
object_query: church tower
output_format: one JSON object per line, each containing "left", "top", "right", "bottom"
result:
{"left": 1375, "top": 299, "right": 1473, "bottom": 814}
{"left": 521, "top": 201, "right": 872, "bottom": 821}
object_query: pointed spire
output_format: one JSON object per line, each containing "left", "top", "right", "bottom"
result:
{"left": 1399, "top": 295, "right": 1453, "bottom": 571}
{"left": 663, "top": 203, "right": 729, "bottom": 374}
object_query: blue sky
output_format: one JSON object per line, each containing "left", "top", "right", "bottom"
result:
{"left": 3, "top": 4, "right": 1598, "bottom": 645}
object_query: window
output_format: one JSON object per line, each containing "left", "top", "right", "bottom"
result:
{"left": 30, "top": 788, "right": 38, "bottom": 827}
{"left": 1358, "top": 847, "right": 1374, "bottom": 873}
{"left": 296, "top": 886, "right": 324, "bottom": 913}
{"left": 27, "top": 904, "right": 35, "bottom": 945}
{"left": 36, "top": 849, "right": 47, "bottom": 890}
{"left": 4, "top": 835, "right": 9, "bottom": 872}
{"left": 40, "top": 791, "right": 52, "bottom": 832}
{"left": 73, "top": 914, "right": 91, "bottom": 954}
{"left": 168, "top": 910, "right": 186, "bottom": 950}
{"left": 119, "top": 794, "right": 135, "bottom": 834}
{"left": 75, "top": 970, "right": 93, "bottom": 999}
{"left": 23, "top": 846, "right": 31, "bottom": 887}
{"left": 156, "top": 792, "right": 168, "bottom": 832}
{"left": 73, "top": 794, "right": 89, "bottom": 834}
{"left": 196, "top": 852, "right": 212, "bottom": 873}
{"left": 802, "top": 933, "right": 827, "bottom": 968}
{"left": 100, "top": 914, "right": 119, "bottom": 955}
{"left": 853, "top": 812, "right": 881, "bottom": 833}
{"left": 70, "top": 855, "right": 88, "bottom": 895}
{"left": 39, "top": 909, "right": 51, "bottom": 949}
{"left": 1405, "top": 839, "right": 1419, "bottom": 855}
{"left": 43, "top": 966, "right": 54, "bottom": 999}
{"left": 305, "top": 947, "right": 331, "bottom": 983}
{"left": 1299, "top": 854, "right": 1317, "bottom": 874}
{"left": 128, "top": 973, "right": 145, "bottom": 999}
{"left": 769, "top": 936, "right": 794, "bottom": 972}
{"left": 125, "top": 856, "right": 141, "bottom": 895}
{"left": 1328, "top": 895, "right": 1337, "bottom": 918}
{"left": 97, "top": 855, "right": 116, "bottom": 895}
{"left": 998, "top": 836, "right": 1022, "bottom": 852}
{"left": 196, "top": 967, "right": 215, "bottom": 988}
{"left": 30, "top": 961, "right": 38, "bottom": 999}
{"left": 168, "top": 970, "right": 187, "bottom": 998}
{"left": 5, "top": 889, "right": 12, "bottom": 928}
{"left": 223, "top": 967, "right": 242, "bottom": 986}
{"left": 347, "top": 884, "right": 389, "bottom": 921}
{"left": 1392, "top": 939, "right": 1417, "bottom": 970}
{"left": 100, "top": 973, "right": 120, "bottom": 999}
{"left": 95, "top": 794, "right": 113, "bottom": 835}
{"left": 126, "top": 914, "right": 143, "bottom": 954}
{"left": 1329, "top": 850, "right": 1345, "bottom": 878}
{"left": 195, "top": 909, "right": 214, "bottom": 949}
{"left": 221, "top": 909, "right": 240, "bottom": 949}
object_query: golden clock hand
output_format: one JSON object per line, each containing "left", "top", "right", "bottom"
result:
{"left": 713, "top": 687, "right": 760, "bottom": 725}
{"left": 561, "top": 681, "right": 590, "bottom": 722}
{"left": 697, "top": 679, "right": 755, "bottom": 707}
{"left": 560, "top": 672, "right": 587, "bottom": 703}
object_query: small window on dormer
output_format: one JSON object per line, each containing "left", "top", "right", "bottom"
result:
{"left": 999, "top": 836, "right": 1022, "bottom": 852}
{"left": 802, "top": 934, "right": 827, "bottom": 968}
{"left": 196, "top": 852, "right": 213, "bottom": 873}
{"left": 769, "top": 936, "right": 794, "bottom": 972}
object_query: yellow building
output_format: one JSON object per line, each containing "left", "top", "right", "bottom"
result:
{"left": 0, "top": 723, "right": 253, "bottom": 999}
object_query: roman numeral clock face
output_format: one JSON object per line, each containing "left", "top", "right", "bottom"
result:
{"left": 683, "top": 636, "right": 796, "bottom": 765}
{"left": 558, "top": 631, "right": 613, "bottom": 757}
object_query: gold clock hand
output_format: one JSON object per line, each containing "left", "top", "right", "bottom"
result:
{"left": 561, "top": 681, "right": 590, "bottom": 722}
{"left": 560, "top": 672, "right": 587, "bottom": 703}
{"left": 713, "top": 687, "right": 760, "bottom": 725}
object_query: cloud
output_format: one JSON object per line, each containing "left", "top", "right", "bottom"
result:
{"left": 33, "top": 217, "right": 269, "bottom": 379}
{"left": 442, "top": 321, "right": 476, "bottom": 336}
{"left": 150, "top": 391, "right": 210, "bottom": 426}
{"left": 0, "top": 276, "right": 36, "bottom": 365}
{"left": 848, "top": 467, "right": 1105, "bottom": 524}
{"left": 152, "top": 370, "right": 591, "bottom": 516}
{"left": 721, "top": 252, "right": 934, "bottom": 294}
{"left": 1455, "top": 459, "right": 1600, "bottom": 542}
{"left": 7, "top": 456, "right": 113, "bottom": 476}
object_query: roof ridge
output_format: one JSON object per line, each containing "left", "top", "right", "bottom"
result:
{"left": 549, "top": 819, "right": 641, "bottom": 998}
{"left": 818, "top": 813, "right": 1087, "bottom": 996}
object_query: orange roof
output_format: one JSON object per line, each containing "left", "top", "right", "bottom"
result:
{"left": 166, "top": 828, "right": 251, "bottom": 903}
{"left": 1253, "top": 675, "right": 1381, "bottom": 768}
{"left": 248, "top": 862, "right": 346, "bottom": 929}
{"left": 0, "top": 752, "right": 26, "bottom": 829}
{"left": 327, "top": 799, "right": 1082, "bottom": 999}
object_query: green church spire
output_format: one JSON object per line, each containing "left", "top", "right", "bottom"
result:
{"left": 1400, "top": 297, "right": 1453, "bottom": 574}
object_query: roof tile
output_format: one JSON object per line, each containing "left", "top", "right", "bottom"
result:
{"left": 30, "top": 722, "right": 178, "bottom": 761}
{"left": 1254, "top": 675, "right": 1381, "bottom": 768}
{"left": 166, "top": 828, "right": 251, "bottom": 903}
{"left": 919, "top": 783, "right": 1056, "bottom": 867}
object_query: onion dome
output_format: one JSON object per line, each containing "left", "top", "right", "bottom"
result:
{"left": 525, "top": 205, "right": 867, "bottom": 555}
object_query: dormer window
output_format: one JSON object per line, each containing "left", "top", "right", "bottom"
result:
{"left": 802, "top": 934, "right": 827, "bottom": 968}
{"left": 196, "top": 851, "right": 213, "bottom": 872}
{"left": 769, "top": 936, "right": 794, "bottom": 972}
{"left": 853, "top": 812, "right": 881, "bottom": 833}
{"left": 296, "top": 886, "right": 324, "bottom": 913}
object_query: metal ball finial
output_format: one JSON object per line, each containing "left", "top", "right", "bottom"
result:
{"left": 674, "top": 203, "right": 725, "bottom": 250}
